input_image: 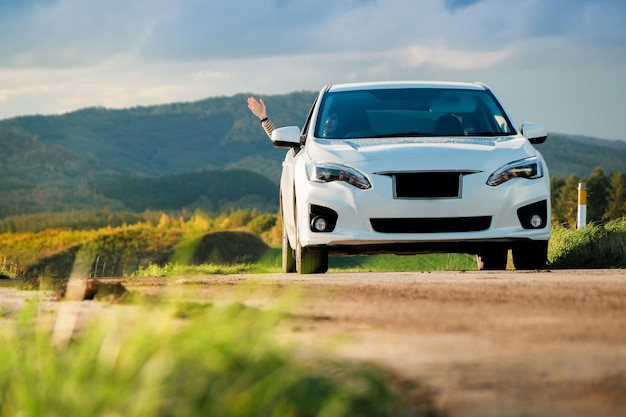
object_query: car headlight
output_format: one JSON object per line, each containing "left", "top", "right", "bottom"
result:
{"left": 305, "top": 161, "right": 371, "bottom": 189}
{"left": 486, "top": 156, "right": 543, "bottom": 186}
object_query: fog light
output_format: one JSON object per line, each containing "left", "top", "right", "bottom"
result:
{"left": 517, "top": 200, "right": 548, "bottom": 229}
{"left": 311, "top": 216, "right": 328, "bottom": 232}
{"left": 530, "top": 214, "right": 543, "bottom": 228}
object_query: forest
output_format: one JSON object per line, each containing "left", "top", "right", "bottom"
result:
{"left": 552, "top": 168, "right": 626, "bottom": 226}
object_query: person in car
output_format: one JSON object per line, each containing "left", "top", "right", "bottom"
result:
{"left": 322, "top": 111, "right": 340, "bottom": 137}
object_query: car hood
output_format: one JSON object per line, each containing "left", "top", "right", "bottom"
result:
{"left": 307, "top": 136, "right": 539, "bottom": 172}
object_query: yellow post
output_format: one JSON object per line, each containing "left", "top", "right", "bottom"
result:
{"left": 577, "top": 182, "right": 587, "bottom": 228}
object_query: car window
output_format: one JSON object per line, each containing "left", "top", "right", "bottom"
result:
{"left": 314, "top": 88, "right": 515, "bottom": 139}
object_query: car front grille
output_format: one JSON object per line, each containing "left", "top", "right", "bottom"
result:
{"left": 393, "top": 172, "right": 462, "bottom": 198}
{"left": 370, "top": 216, "right": 492, "bottom": 233}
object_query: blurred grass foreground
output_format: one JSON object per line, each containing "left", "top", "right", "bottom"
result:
{"left": 0, "top": 298, "right": 432, "bottom": 417}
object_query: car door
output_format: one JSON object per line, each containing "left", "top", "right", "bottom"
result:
{"left": 281, "top": 98, "right": 318, "bottom": 245}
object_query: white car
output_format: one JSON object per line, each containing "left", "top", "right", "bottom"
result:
{"left": 271, "top": 81, "right": 550, "bottom": 273}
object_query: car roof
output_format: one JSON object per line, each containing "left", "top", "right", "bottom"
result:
{"left": 326, "top": 81, "right": 488, "bottom": 92}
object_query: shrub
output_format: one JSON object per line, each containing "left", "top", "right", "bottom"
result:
{"left": 549, "top": 218, "right": 626, "bottom": 268}
{"left": 246, "top": 213, "right": 277, "bottom": 235}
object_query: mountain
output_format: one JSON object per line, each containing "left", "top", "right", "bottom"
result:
{"left": 0, "top": 90, "right": 624, "bottom": 219}
{"left": 539, "top": 132, "right": 626, "bottom": 178}
{"left": 0, "top": 91, "right": 317, "bottom": 218}
{"left": 2, "top": 91, "right": 317, "bottom": 179}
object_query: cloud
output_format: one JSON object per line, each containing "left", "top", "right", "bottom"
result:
{"left": 0, "top": 0, "right": 625, "bottom": 139}
{"left": 402, "top": 45, "right": 511, "bottom": 71}
{"left": 444, "top": 0, "right": 484, "bottom": 11}
{"left": 0, "top": 0, "right": 172, "bottom": 67}
{"left": 139, "top": 0, "right": 382, "bottom": 60}
{"left": 3, "top": 0, "right": 624, "bottom": 65}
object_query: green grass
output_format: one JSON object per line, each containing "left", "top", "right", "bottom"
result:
{"left": 548, "top": 218, "right": 626, "bottom": 268}
{"left": 0, "top": 299, "right": 427, "bottom": 417}
{"left": 3, "top": 215, "right": 626, "bottom": 281}
{"left": 240, "top": 248, "right": 477, "bottom": 273}
{"left": 329, "top": 253, "right": 477, "bottom": 272}
{"left": 132, "top": 250, "right": 477, "bottom": 277}
{"left": 0, "top": 257, "right": 18, "bottom": 279}
{"left": 132, "top": 262, "right": 260, "bottom": 276}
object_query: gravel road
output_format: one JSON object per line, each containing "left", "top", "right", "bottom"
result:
{"left": 143, "top": 269, "right": 626, "bottom": 417}
{"left": 2, "top": 269, "right": 625, "bottom": 417}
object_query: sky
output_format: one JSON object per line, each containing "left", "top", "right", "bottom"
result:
{"left": 1, "top": 0, "right": 625, "bottom": 140}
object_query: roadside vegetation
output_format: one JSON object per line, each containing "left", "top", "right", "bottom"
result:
{"left": 549, "top": 218, "right": 626, "bottom": 268}
{"left": 0, "top": 210, "right": 278, "bottom": 282}
{"left": 1, "top": 209, "right": 624, "bottom": 283}
{"left": 552, "top": 168, "right": 626, "bottom": 226}
{"left": 0, "top": 298, "right": 431, "bottom": 417}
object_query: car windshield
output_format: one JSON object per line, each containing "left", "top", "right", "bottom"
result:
{"left": 314, "top": 87, "right": 516, "bottom": 139}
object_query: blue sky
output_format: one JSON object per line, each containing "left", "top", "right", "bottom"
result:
{"left": 1, "top": 0, "right": 625, "bottom": 140}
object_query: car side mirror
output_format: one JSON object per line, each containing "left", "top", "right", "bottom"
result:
{"left": 521, "top": 123, "right": 547, "bottom": 144}
{"left": 271, "top": 126, "right": 301, "bottom": 148}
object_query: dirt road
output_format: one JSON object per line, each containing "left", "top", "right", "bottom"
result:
{"left": 120, "top": 269, "right": 626, "bottom": 417}
{"left": 2, "top": 269, "right": 625, "bottom": 416}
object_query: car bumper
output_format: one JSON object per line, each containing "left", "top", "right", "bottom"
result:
{"left": 296, "top": 172, "right": 551, "bottom": 253}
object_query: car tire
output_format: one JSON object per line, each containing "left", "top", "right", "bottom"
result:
{"left": 512, "top": 241, "right": 549, "bottom": 270}
{"left": 476, "top": 247, "right": 508, "bottom": 270}
{"left": 281, "top": 225, "right": 296, "bottom": 273}
{"left": 296, "top": 242, "right": 328, "bottom": 274}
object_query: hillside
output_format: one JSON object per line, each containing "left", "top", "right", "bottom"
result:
{"left": 539, "top": 133, "right": 626, "bottom": 178}
{"left": 2, "top": 91, "right": 317, "bottom": 178}
{"left": 0, "top": 91, "right": 625, "bottom": 219}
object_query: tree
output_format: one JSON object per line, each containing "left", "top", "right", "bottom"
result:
{"left": 553, "top": 174, "right": 580, "bottom": 227}
{"left": 604, "top": 171, "right": 626, "bottom": 220}
{"left": 550, "top": 177, "right": 565, "bottom": 223}
{"left": 586, "top": 168, "right": 610, "bottom": 223}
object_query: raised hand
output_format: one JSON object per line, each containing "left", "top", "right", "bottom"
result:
{"left": 247, "top": 97, "right": 267, "bottom": 120}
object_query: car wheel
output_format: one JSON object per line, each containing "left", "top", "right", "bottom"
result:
{"left": 476, "top": 247, "right": 508, "bottom": 270}
{"left": 281, "top": 222, "right": 296, "bottom": 273}
{"left": 512, "top": 241, "right": 549, "bottom": 270}
{"left": 295, "top": 242, "right": 328, "bottom": 274}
